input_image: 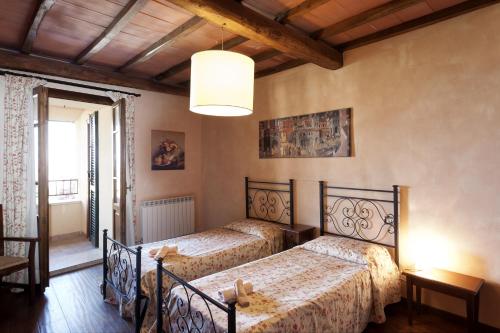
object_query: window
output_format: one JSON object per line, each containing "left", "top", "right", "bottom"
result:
{"left": 48, "top": 121, "right": 79, "bottom": 202}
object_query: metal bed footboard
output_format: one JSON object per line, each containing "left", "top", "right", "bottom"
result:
{"left": 102, "top": 229, "right": 149, "bottom": 333}
{"left": 156, "top": 258, "right": 236, "bottom": 333}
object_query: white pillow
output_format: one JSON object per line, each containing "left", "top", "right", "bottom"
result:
{"left": 299, "top": 235, "right": 393, "bottom": 267}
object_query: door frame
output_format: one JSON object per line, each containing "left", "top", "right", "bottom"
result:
{"left": 37, "top": 88, "right": 113, "bottom": 290}
{"left": 111, "top": 99, "right": 127, "bottom": 243}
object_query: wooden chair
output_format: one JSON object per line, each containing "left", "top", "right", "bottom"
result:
{"left": 0, "top": 204, "right": 39, "bottom": 302}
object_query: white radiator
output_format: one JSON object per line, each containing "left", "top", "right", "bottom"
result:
{"left": 141, "top": 196, "right": 195, "bottom": 243}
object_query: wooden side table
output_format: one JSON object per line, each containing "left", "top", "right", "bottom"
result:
{"left": 278, "top": 224, "right": 315, "bottom": 250}
{"left": 403, "top": 268, "right": 484, "bottom": 333}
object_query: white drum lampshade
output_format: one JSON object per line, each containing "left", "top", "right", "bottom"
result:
{"left": 190, "top": 50, "right": 254, "bottom": 116}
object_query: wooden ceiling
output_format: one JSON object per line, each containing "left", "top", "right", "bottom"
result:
{"left": 0, "top": 0, "right": 497, "bottom": 95}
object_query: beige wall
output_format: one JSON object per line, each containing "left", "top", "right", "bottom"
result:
{"left": 49, "top": 202, "right": 82, "bottom": 237}
{"left": 134, "top": 91, "right": 203, "bottom": 240}
{"left": 201, "top": 5, "right": 500, "bottom": 328}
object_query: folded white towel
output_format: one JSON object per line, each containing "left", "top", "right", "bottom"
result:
{"left": 217, "top": 282, "right": 253, "bottom": 303}
{"left": 234, "top": 279, "right": 249, "bottom": 307}
{"left": 152, "top": 245, "right": 178, "bottom": 260}
{"left": 148, "top": 248, "right": 159, "bottom": 257}
{"left": 168, "top": 245, "right": 178, "bottom": 254}
{"left": 243, "top": 281, "right": 253, "bottom": 295}
{"left": 218, "top": 287, "right": 237, "bottom": 303}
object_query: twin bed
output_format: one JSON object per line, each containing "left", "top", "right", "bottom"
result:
{"left": 102, "top": 178, "right": 294, "bottom": 332}
{"left": 103, "top": 178, "right": 402, "bottom": 333}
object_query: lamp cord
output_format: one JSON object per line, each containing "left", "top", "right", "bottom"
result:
{"left": 221, "top": 24, "right": 225, "bottom": 50}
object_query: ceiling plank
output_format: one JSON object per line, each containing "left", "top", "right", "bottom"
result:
{"left": 119, "top": 16, "right": 206, "bottom": 71}
{"left": 22, "top": 0, "right": 55, "bottom": 54}
{"left": 166, "top": 0, "right": 342, "bottom": 70}
{"left": 255, "top": 59, "right": 307, "bottom": 78}
{"left": 75, "top": 0, "right": 149, "bottom": 65}
{"left": 154, "top": 36, "right": 248, "bottom": 81}
{"left": 338, "top": 0, "right": 500, "bottom": 51}
{"left": 275, "top": 0, "right": 330, "bottom": 24}
{"left": 312, "top": 0, "right": 423, "bottom": 39}
{"left": 0, "top": 49, "right": 187, "bottom": 96}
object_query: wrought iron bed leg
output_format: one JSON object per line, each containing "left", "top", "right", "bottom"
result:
{"left": 245, "top": 177, "right": 250, "bottom": 219}
{"left": 102, "top": 229, "right": 108, "bottom": 299}
{"left": 393, "top": 185, "right": 400, "bottom": 267}
{"left": 138, "top": 296, "right": 150, "bottom": 331}
{"left": 228, "top": 301, "right": 236, "bottom": 333}
{"left": 289, "top": 179, "right": 294, "bottom": 225}
{"left": 319, "top": 181, "right": 325, "bottom": 236}
{"left": 135, "top": 246, "right": 143, "bottom": 333}
{"left": 156, "top": 258, "right": 164, "bottom": 333}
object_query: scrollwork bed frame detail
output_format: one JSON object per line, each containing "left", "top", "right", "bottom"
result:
{"left": 245, "top": 177, "right": 295, "bottom": 225}
{"left": 102, "top": 229, "right": 149, "bottom": 333}
{"left": 319, "top": 181, "right": 400, "bottom": 266}
{"left": 156, "top": 258, "right": 236, "bottom": 333}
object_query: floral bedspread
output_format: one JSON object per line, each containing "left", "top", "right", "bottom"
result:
{"left": 106, "top": 219, "right": 283, "bottom": 331}
{"left": 164, "top": 236, "right": 400, "bottom": 333}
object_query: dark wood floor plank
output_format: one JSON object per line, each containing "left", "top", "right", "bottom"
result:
{"left": 364, "top": 299, "right": 468, "bottom": 333}
{"left": 36, "top": 286, "right": 71, "bottom": 333}
{"left": 50, "top": 265, "right": 133, "bottom": 333}
{"left": 0, "top": 287, "right": 41, "bottom": 333}
{"left": 0, "top": 265, "right": 132, "bottom": 333}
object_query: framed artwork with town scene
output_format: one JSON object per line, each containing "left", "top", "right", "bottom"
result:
{"left": 259, "top": 108, "right": 352, "bottom": 158}
{"left": 151, "top": 130, "right": 185, "bottom": 170}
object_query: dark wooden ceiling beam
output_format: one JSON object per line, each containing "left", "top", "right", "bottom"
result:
{"left": 312, "top": 0, "right": 423, "bottom": 39}
{"left": 247, "top": 0, "right": 332, "bottom": 68}
{"left": 338, "top": 0, "right": 500, "bottom": 51}
{"left": 275, "top": 0, "right": 330, "bottom": 24}
{"left": 0, "top": 49, "right": 187, "bottom": 96}
{"left": 155, "top": 0, "right": 339, "bottom": 83}
{"left": 251, "top": 49, "right": 282, "bottom": 63}
{"left": 48, "top": 88, "right": 114, "bottom": 105}
{"left": 119, "top": 16, "right": 206, "bottom": 71}
{"left": 75, "top": 0, "right": 149, "bottom": 65}
{"left": 22, "top": 0, "right": 55, "bottom": 54}
{"left": 255, "top": 59, "right": 307, "bottom": 78}
{"left": 166, "top": 0, "right": 342, "bottom": 70}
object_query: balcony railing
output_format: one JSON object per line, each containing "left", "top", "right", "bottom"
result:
{"left": 48, "top": 179, "right": 78, "bottom": 197}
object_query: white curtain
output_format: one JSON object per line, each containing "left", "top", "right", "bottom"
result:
{"left": 106, "top": 92, "right": 138, "bottom": 245}
{"left": 1, "top": 74, "right": 45, "bottom": 283}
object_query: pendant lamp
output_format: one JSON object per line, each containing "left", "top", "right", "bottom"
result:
{"left": 189, "top": 27, "right": 254, "bottom": 116}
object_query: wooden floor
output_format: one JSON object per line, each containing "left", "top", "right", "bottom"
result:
{"left": 0, "top": 265, "right": 133, "bottom": 333}
{"left": 0, "top": 265, "right": 488, "bottom": 333}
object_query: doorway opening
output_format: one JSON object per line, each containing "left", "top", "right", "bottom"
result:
{"left": 45, "top": 98, "right": 113, "bottom": 276}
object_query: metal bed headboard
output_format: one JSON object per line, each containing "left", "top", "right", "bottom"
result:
{"left": 245, "top": 177, "right": 295, "bottom": 225}
{"left": 319, "top": 181, "right": 400, "bottom": 266}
